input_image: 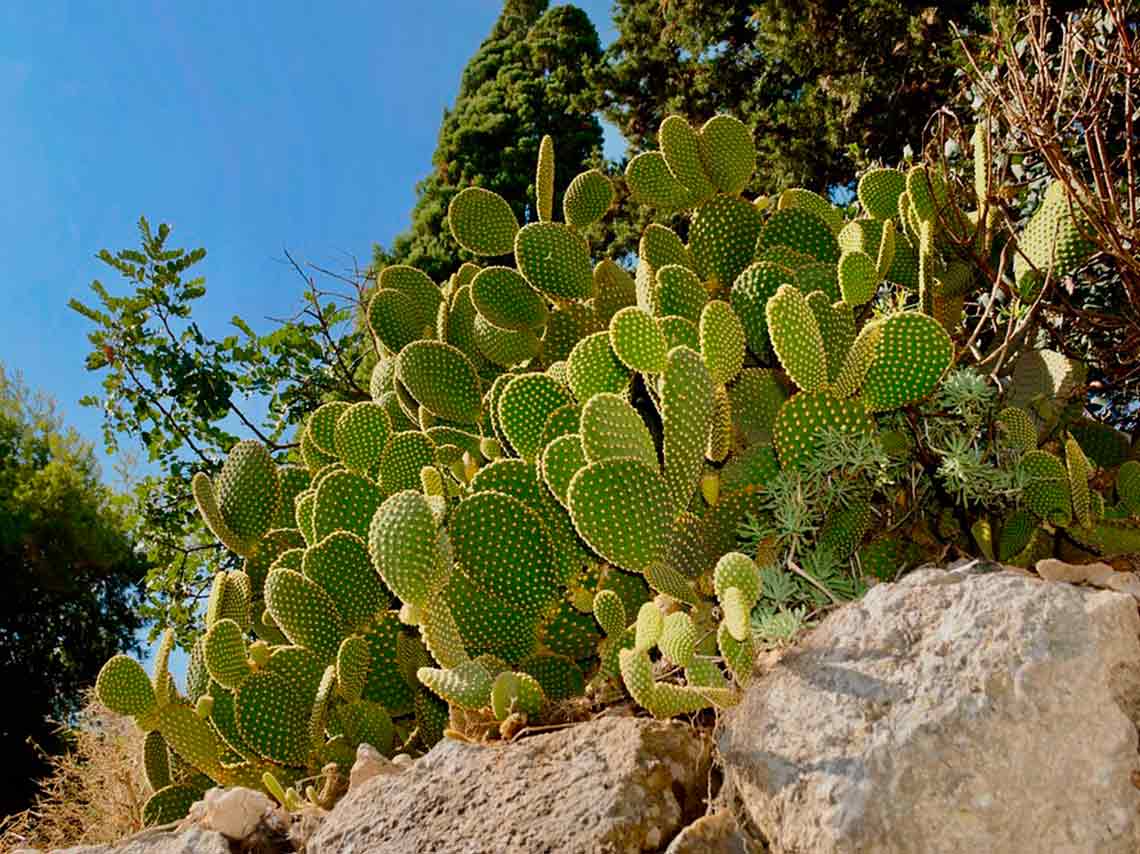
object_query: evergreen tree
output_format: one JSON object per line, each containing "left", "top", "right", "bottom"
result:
{"left": 376, "top": 1, "right": 604, "bottom": 281}
{"left": 0, "top": 365, "right": 146, "bottom": 816}
{"left": 596, "top": 0, "right": 997, "bottom": 193}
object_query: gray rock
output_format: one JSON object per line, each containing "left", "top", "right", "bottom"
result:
{"left": 719, "top": 567, "right": 1140, "bottom": 854}
{"left": 51, "top": 827, "right": 231, "bottom": 854}
{"left": 309, "top": 715, "right": 711, "bottom": 854}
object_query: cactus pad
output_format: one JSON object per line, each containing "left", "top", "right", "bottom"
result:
{"left": 470, "top": 266, "right": 548, "bottom": 332}
{"left": 625, "top": 151, "right": 697, "bottom": 211}
{"left": 581, "top": 393, "right": 656, "bottom": 468}
{"left": 609, "top": 306, "right": 669, "bottom": 374}
{"left": 566, "top": 331, "right": 631, "bottom": 402}
{"left": 699, "top": 300, "right": 745, "bottom": 385}
{"left": 514, "top": 222, "right": 594, "bottom": 301}
{"left": 396, "top": 341, "right": 482, "bottom": 424}
{"left": 774, "top": 390, "right": 873, "bottom": 468}
{"left": 697, "top": 115, "right": 755, "bottom": 195}
{"left": 448, "top": 187, "right": 519, "bottom": 256}
{"left": 860, "top": 313, "right": 953, "bottom": 411}
{"left": 690, "top": 194, "right": 765, "bottom": 287}
{"left": 766, "top": 284, "right": 827, "bottom": 393}
{"left": 758, "top": 207, "right": 840, "bottom": 264}
{"left": 858, "top": 169, "right": 907, "bottom": 220}
{"left": 536, "top": 134, "right": 555, "bottom": 223}
{"left": 657, "top": 264, "right": 707, "bottom": 323}
{"left": 568, "top": 459, "right": 671, "bottom": 573}
{"left": 563, "top": 169, "right": 615, "bottom": 228}
{"left": 96, "top": 655, "right": 157, "bottom": 718}
{"left": 498, "top": 373, "right": 574, "bottom": 462}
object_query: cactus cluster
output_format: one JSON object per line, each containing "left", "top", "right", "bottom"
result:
{"left": 98, "top": 113, "right": 1137, "bottom": 823}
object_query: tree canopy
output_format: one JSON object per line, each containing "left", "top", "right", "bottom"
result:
{"left": 0, "top": 365, "right": 147, "bottom": 815}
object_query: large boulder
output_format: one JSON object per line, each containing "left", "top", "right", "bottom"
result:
{"left": 719, "top": 566, "right": 1140, "bottom": 853}
{"left": 309, "top": 715, "right": 711, "bottom": 853}
{"left": 51, "top": 827, "right": 231, "bottom": 854}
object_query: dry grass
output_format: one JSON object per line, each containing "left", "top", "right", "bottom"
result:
{"left": 0, "top": 694, "right": 151, "bottom": 851}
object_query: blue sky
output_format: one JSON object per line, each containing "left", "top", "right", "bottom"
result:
{"left": 1, "top": 1, "right": 620, "bottom": 480}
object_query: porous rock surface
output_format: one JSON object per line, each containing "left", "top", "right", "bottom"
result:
{"left": 308, "top": 715, "right": 711, "bottom": 854}
{"left": 50, "top": 826, "right": 231, "bottom": 854}
{"left": 719, "top": 566, "right": 1140, "bottom": 854}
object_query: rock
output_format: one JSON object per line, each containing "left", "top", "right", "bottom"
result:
{"left": 310, "top": 715, "right": 711, "bottom": 853}
{"left": 196, "top": 786, "right": 274, "bottom": 840}
{"left": 719, "top": 567, "right": 1140, "bottom": 854}
{"left": 51, "top": 827, "right": 231, "bottom": 854}
{"left": 665, "top": 810, "right": 760, "bottom": 854}
{"left": 348, "top": 742, "right": 402, "bottom": 791}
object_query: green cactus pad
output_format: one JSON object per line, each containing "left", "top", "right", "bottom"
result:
{"left": 514, "top": 222, "right": 594, "bottom": 301}
{"left": 730, "top": 261, "right": 795, "bottom": 358}
{"left": 806, "top": 294, "right": 856, "bottom": 385}
{"left": 609, "top": 306, "right": 669, "bottom": 374}
{"left": 729, "top": 370, "right": 785, "bottom": 446}
{"left": 1117, "top": 461, "right": 1140, "bottom": 516}
{"left": 536, "top": 134, "right": 555, "bottom": 222}
{"left": 563, "top": 169, "right": 615, "bottom": 228}
{"left": 886, "top": 232, "right": 920, "bottom": 288}
{"left": 592, "top": 588, "right": 628, "bottom": 637}
{"left": 625, "top": 151, "right": 698, "bottom": 211}
{"left": 233, "top": 670, "right": 313, "bottom": 765}
{"left": 690, "top": 194, "right": 765, "bottom": 288}
{"left": 1068, "top": 420, "right": 1130, "bottom": 469}
{"left": 194, "top": 440, "right": 281, "bottom": 557}
{"left": 96, "top": 655, "right": 157, "bottom": 718}
{"left": 304, "top": 531, "right": 390, "bottom": 630}
{"left": 394, "top": 341, "right": 482, "bottom": 425}
{"left": 906, "top": 165, "right": 949, "bottom": 223}
{"left": 774, "top": 390, "right": 873, "bottom": 468}
{"left": 697, "top": 114, "right": 756, "bottom": 195}
{"left": 498, "top": 373, "right": 574, "bottom": 462}
{"left": 377, "top": 392, "right": 416, "bottom": 433}
{"left": 418, "top": 659, "right": 494, "bottom": 710}
{"left": 294, "top": 490, "right": 317, "bottom": 546}
{"left": 542, "top": 302, "right": 600, "bottom": 366}
{"left": 568, "top": 458, "right": 671, "bottom": 573}
{"left": 714, "top": 552, "right": 761, "bottom": 604}
{"left": 203, "top": 619, "right": 251, "bottom": 690}
{"left": 656, "top": 264, "right": 707, "bottom": 323}
{"left": 699, "top": 300, "right": 746, "bottom": 385}
{"left": 442, "top": 285, "right": 488, "bottom": 369}
{"left": 859, "top": 312, "right": 953, "bottom": 411}
{"left": 205, "top": 570, "right": 252, "bottom": 631}
{"left": 470, "top": 266, "right": 548, "bottom": 332}
{"left": 473, "top": 313, "right": 541, "bottom": 367}
{"left": 368, "top": 289, "right": 425, "bottom": 355}
{"left": 156, "top": 702, "right": 223, "bottom": 779}
{"left": 997, "top": 407, "right": 1038, "bottom": 452}
{"left": 766, "top": 284, "right": 827, "bottom": 393}
{"left": 337, "top": 700, "right": 395, "bottom": 754}
{"left": 592, "top": 259, "right": 638, "bottom": 326}
{"left": 377, "top": 266, "right": 443, "bottom": 330}
{"left": 634, "top": 601, "right": 664, "bottom": 651}
{"left": 566, "top": 331, "right": 631, "bottom": 402}
{"left": 335, "top": 635, "right": 370, "bottom": 704}
{"left": 1013, "top": 181, "right": 1095, "bottom": 298}
{"left": 758, "top": 207, "right": 840, "bottom": 264}
{"left": 581, "top": 393, "right": 656, "bottom": 468}
{"left": 998, "top": 510, "right": 1036, "bottom": 562}
{"left": 142, "top": 731, "right": 172, "bottom": 791}
{"left": 838, "top": 250, "right": 878, "bottom": 306}
{"left": 1022, "top": 450, "right": 1073, "bottom": 526}
{"left": 360, "top": 614, "right": 415, "bottom": 713}
{"left": 818, "top": 497, "right": 876, "bottom": 560}
{"left": 368, "top": 490, "right": 445, "bottom": 609}
{"left": 143, "top": 785, "right": 202, "bottom": 827}
{"left": 1065, "top": 437, "right": 1092, "bottom": 527}
{"left": 776, "top": 188, "right": 843, "bottom": 235}
{"left": 332, "top": 403, "right": 391, "bottom": 477}
{"left": 640, "top": 223, "right": 692, "bottom": 270}
{"left": 756, "top": 243, "right": 816, "bottom": 271}
{"left": 658, "top": 612, "right": 697, "bottom": 667}
{"left": 273, "top": 466, "right": 312, "bottom": 530}
{"left": 313, "top": 470, "right": 383, "bottom": 541}
{"left": 717, "top": 622, "right": 755, "bottom": 686}
{"left": 378, "top": 432, "right": 437, "bottom": 495}
{"left": 858, "top": 168, "right": 907, "bottom": 220}
{"left": 659, "top": 347, "right": 714, "bottom": 511}
{"left": 658, "top": 315, "right": 701, "bottom": 352}
{"left": 264, "top": 569, "right": 345, "bottom": 661}
{"left": 442, "top": 569, "right": 540, "bottom": 662}
{"left": 659, "top": 115, "right": 715, "bottom": 200}
{"left": 448, "top": 187, "right": 519, "bottom": 256}
{"left": 450, "top": 489, "right": 561, "bottom": 612}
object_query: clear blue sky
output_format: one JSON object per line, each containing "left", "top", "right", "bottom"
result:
{"left": 0, "top": 1, "right": 620, "bottom": 479}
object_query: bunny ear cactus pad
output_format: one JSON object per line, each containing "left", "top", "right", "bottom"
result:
{"left": 1117, "top": 461, "right": 1140, "bottom": 516}
{"left": 536, "top": 134, "right": 555, "bottom": 223}
{"left": 774, "top": 390, "right": 873, "bottom": 468}
{"left": 1022, "top": 450, "right": 1073, "bottom": 526}
{"left": 758, "top": 208, "right": 840, "bottom": 264}
{"left": 659, "top": 115, "right": 716, "bottom": 201}
{"left": 448, "top": 187, "right": 519, "bottom": 256}
{"left": 368, "top": 490, "right": 446, "bottom": 610}
{"left": 540, "top": 433, "right": 588, "bottom": 508}
{"left": 699, "top": 300, "right": 745, "bottom": 385}
{"left": 731, "top": 261, "right": 796, "bottom": 358}
{"left": 662, "top": 346, "right": 715, "bottom": 512}
{"left": 568, "top": 458, "right": 671, "bottom": 573}
{"left": 234, "top": 670, "right": 314, "bottom": 765}
{"left": 314, "top": 470, "right": 382, "bottom": 541}
{"left": 563, "top": 169, "right": 615, "bottom": 229}
{"left": 378, "top": 266, "right": 443, "bottom": 330}
{"left": 625, "top": 151, "right": 698, "bottom": 211}
{"left": 859, "top": 313, "right": 954, "bottom": 411}
{"left": 194, "top": 440, "right": 280, "bottom": 556}
{"left": 698, "top": 114, "right": 755, "bottom": 196}
{"left": 609, "top": 306, "right": 669, "bottom": 374}
{"left": 203, "top": 619, "right": 251, "bottom": 690}
{"left": 378, "top": 432, "right": 437, "bottom": 496}
{"left": 470, "top": 266, "right": 547, "bottom": 331}
{"left": 777, "top": 188, "right": 843, "bottom": 235}
{"left": 498, "top": 373, "right": 574, "bottom": 462}
{"left": 368, "top": 289, "right": 425, "bottom": 355}
{"left": 395, "top": 341, "right": 482, "bottom": 424}
{"left": 657, "top": 265, "right": 707, "bottom": 323}
{"left": 838, "top": 251, "right": 879, "bottom": 306}
{"left": 766, "top": 284, "right": 827, "bottom": 393}
{"left": 97, "top": 655, "right": 157, "bottom": 718}
{"left": 807, "top": 294, "right": 856, "bottom": 385}
{"left": 690, "top": 195, "right": 765, "bottom": 288}
{"left": 334, "top": 402, "right": 392, "bottom": 477}
{"left": 581, "top": 393, "right": 657, "bottom": 468}
{"left": 640, "top": 224, "right": 692, "bottom": 271}
{"left": 567, "top": 332, "right": 631, "bottom": 402}
{"left": 858, "top": 168, "right": 907, "bottom": 220}
{"left": 264, "top": 569, "right": 345, "bottom": 661}
{"left": 303, "top": 532, "right": 390, "bottom": 631}
{"left": 592, "top": 259, "right": 638, "bottom": 326}
{"left": 1013, "top": 181, "right": 1095, "bottom": 299}
{"left": 515, "top": 223, "right": 594, "bottom": 301}
{"left": 473, "top": 313, "right": 541, "bottom": 367}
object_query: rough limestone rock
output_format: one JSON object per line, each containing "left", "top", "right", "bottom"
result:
{"left": 190, "top": 786, "right": 275, "bottom": 840}
{"left": 719, "top": 567, "right": 1140, "bottom": 854}
{"left": 309, "top": 715, "right": 711, "bottom": 854}
{"left": 51, "top": 827, "right": 231, "bottom": 854}
{"left": 348, "top": 742, "right": 404, "bottom": 791}
{"left": 664, "top": 809, "right": 760, "bottom": 854}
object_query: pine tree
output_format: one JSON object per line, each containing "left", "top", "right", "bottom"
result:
{"left": 377, "top": 1, "right": 604, "bottom": 282}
